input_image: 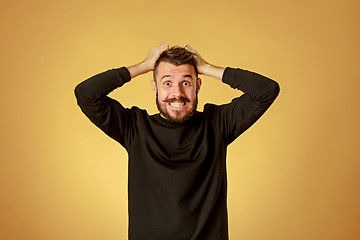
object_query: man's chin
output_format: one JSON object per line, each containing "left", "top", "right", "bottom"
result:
{"left": 160, "top": 109, "right": 195, "bottom": 124}
{"left": 156, "top": 95, "right": 198, "bottom": 124}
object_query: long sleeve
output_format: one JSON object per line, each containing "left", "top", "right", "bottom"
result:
{"left": 74, "top": 67, "right": 135, "bottom": 147}
{"left": 211, "top": 67, "right": 280, "bottom": 145}
{"left": 222, "top": 67, "right": 280, "bottom": 104}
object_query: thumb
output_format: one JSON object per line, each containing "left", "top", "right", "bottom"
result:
{"left": 183, "top": 44, "right": 195, "bottom": 53}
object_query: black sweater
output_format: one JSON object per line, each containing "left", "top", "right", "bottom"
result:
{"left": 75, "top": 67, "right": 280, "bottom": 240}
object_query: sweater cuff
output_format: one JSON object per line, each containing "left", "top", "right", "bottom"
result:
{"left": 115, "top": 67, "right": 132, "bottom": 85}
{"left": 221, "top": 67, "right": 243, "bottom": 86}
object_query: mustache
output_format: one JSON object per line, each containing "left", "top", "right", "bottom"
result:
{"left": 162, "top": 96, "right": 191, "bottom": 103}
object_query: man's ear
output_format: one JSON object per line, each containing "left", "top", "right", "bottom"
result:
{"left": 196, "top": 78, "right": 202, "bottom": 94}
{"left": 151, "top": 79, "right": 157, "bottom": 95}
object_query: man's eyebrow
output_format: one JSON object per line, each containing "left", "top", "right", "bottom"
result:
{"left": 161, "top": 75, "right": 172, "bottom": 80}
{"left": 160, "top": 74, "right": 193, "bottom": 81}
{"left": 183, "top": 74, "right": 193, "bottom": 80}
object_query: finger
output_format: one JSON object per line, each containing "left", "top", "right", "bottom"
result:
{"left": 184, "top": 44, "right": 197, "bottom": 55}
{"left": 155, "top": 44, "right": 169, "bottom": 56}
{"left": 183, "top": 44, "right": 192, "bottom": 51}
{"left": 162, "top": 44, "right": 169, "bottom": 49}
{"left": 156, "top": 44, "right": 167, "bottom": 51}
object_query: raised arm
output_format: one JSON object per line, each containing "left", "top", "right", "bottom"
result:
{"left": 184, "top": 44, "right": 279, "bottom": 104}
{"left": 74, "top": 45, "right": 169, "bottom": 147}
{"left": 183, "top": 44, "right": 280, "bottom": 144}
{"left": 127, "top": 44, "right": 169, "bottom": 78}
{"left": 183, "top": 44, "right": 225, "bottom": 80}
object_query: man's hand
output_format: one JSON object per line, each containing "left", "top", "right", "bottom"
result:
{"left": 183, "top": 44, "right": 208, "bottom": 75}
{"left": 143, "top": 44, "right": 169, "bottom": 71}
{"left": 128, "top": 44, "right": 169, "bottom": 78}
{"left": 183, "top": 44, "right": 225, "bottom": 80}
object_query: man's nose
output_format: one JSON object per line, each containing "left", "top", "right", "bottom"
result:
{"left": 171, "top": 83, "right": 184, "bottom": 96}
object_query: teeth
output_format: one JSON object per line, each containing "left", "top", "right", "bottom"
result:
{"left": 170, "top": 102, "right": 185, "bottom": 108}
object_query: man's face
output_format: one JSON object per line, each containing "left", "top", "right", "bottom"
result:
{"left": 152, "top": 62, "right": 201, "bottom": 123}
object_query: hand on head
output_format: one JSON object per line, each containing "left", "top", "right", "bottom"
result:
{"left": 144, "top": 44, "right": 208, "bottom": 74}
{"left": 182, "top": 44, "right": 209, "bottom": 75}
{"left": 143, "top": 44, "right": 169, "bottom": 71}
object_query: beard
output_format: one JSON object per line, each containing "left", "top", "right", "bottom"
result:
{"left": 156, "top": 93, "right": 198, "bottom": 124}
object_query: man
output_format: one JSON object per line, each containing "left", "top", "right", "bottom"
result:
{"left": 75, "top": 44, "right": 280, "bottom": 239}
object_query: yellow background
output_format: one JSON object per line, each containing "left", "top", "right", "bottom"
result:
{"left": 1, "top": 0, "right": 359, "bottom": 239}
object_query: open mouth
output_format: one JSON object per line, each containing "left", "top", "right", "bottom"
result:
{"left": 169, "top": 102, "right": 186, "bottom": 108}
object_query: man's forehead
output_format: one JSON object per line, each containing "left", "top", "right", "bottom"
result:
{"left": 157, "top": 62, "right": 196, "bottom": 77}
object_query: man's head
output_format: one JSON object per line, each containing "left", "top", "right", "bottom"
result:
{"left": 151, "top": 46, "right": 201, "bottom": 123}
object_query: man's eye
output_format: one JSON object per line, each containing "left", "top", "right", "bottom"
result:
{"left": 164, "top": 82, "right": 171, "bottom": 86}
{"left": 183, "top": 81, "right": 190, "bottom": 86}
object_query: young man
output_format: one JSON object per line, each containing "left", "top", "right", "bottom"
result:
{"left": 75, "top": 44, "right": 280, "bottom": 239}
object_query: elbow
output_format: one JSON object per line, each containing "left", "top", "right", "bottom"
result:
{"left": 74, "top": 82, "right": 87, "bottom": 100}
{"left": 74, "top": 84, "right": 81, "bottom": 99}
{"left": 272, "top": 81, "right": 280, "bottom": 96}
{"left": 260, "top": 80, "right": 280, "bottom": 103}
{"left": 74, "top": 82, "right": 88, "bottom": 106}
{"left": 269, "top": 81, "right": 280, "bottom": 101}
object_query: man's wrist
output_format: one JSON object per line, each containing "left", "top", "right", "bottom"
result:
{"left": 127, "top": 61, "right": 152, "bottom": 79}
{"left": 200, "top": 64, "right": 225, "bottom": 80}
